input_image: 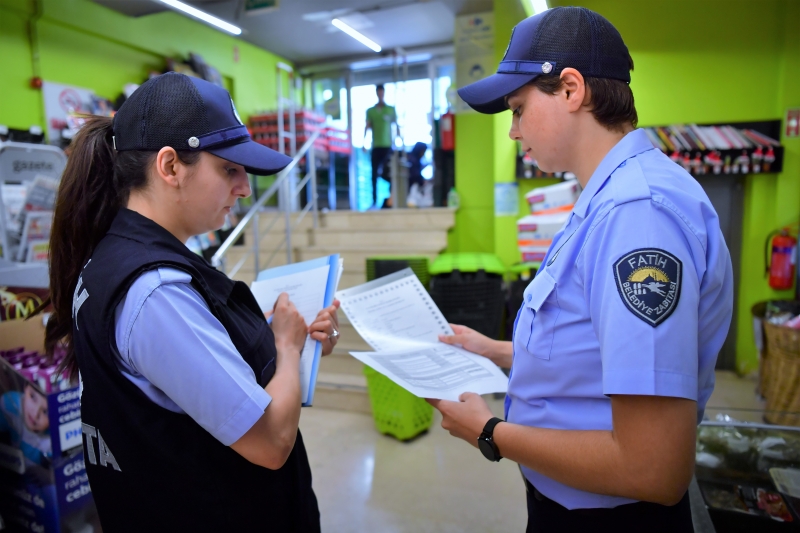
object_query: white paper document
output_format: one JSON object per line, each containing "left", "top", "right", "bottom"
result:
{"left": 336, "top": 268, "right": 508, "bottom": 400}
{"left": 250, "top": 254, "right": 340, "bottom": 406}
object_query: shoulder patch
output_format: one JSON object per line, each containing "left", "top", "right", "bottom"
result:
{"left": 613, "top": 248, "right": 682, "bottom": 327}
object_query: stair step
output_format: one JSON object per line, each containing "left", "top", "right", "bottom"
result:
{"left": 252, "top": 211, "right": 316, "bottom": 234}
{"left": 297, "top": 246, "right": 443, "bottom": 271}
{"left": 319, "top": 208, "right": 454, "bottom": 231}
{"left": 310, "top": 228, "right": 447, "bottom": 248}
{"left": 337, "top": 271, "right": 367, "bottom": 290}
{"left": 311, "top": 372, "right": 371, "bottom": 414}
{"left": 216, "top": 208, "right": 451, "bottom": 415}
{"left": 319, "top": 353, "right": 365, "bottom": 376}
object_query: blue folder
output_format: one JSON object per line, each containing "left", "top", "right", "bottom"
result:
{"left": 256, "top": 254, "right": 340, "bottom": 406}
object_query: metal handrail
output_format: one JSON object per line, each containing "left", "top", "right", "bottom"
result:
{"left": 211, "top": 130, "right": 320, "bottom": 273}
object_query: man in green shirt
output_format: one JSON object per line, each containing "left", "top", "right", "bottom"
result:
{"left": 364, "top": 84, "right": 399, "bottom": 208}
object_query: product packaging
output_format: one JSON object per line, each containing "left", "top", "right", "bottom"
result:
{"left": 517, "top": 211, "right": 570, "bottom": 241}
{"left": 0, "top": 317, "right": 101, "bottom": 533}
{"left": 524, "top": 180, "right": 581, "bottom": 213}
{"left": 516, "top": 211, "right": 570, "bottom": 263}
{"left": 519, "top": 245, "right": 551, "bottom": 263}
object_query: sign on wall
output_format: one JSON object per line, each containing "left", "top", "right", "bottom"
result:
{"left": 494, "top": 182, "right": 519, "bottom": 216}
{"left": 786, "top": 108, "right": 800, "bottom": 138}
{"left": 454, "top": 12, "right": 495, "bottom": 114}
{"left": 41, "top": 82, "right": 95, "bottom": 144}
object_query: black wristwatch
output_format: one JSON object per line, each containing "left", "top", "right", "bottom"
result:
{"left": 477, "top": 417, "right": 504, "bottom": 462}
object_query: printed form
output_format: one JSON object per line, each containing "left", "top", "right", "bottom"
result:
{"left": 336, "top": 268, "right": 508, "bottom": 401}
{"left": 250, "top": 255, "right": 341, "bottom": 406}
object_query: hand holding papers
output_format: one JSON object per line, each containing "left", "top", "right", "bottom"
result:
{"left": 250, "top": 255, "right": 341, "bottom": 406}
{"left": 335, "top": 269, "right": 508, "bottom": 401}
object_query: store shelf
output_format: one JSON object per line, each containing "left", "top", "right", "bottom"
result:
{"left": 516, "top": 119, "right": 785, "bottom": 179}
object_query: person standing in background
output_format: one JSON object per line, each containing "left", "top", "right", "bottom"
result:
{"left": 364, "top": 84, "right": 399, "bottom": 208}
{"left": 406, "top": 141, "right": 429, "bottom": 207}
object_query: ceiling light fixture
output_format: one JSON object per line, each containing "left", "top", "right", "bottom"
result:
{"left": 157, "top": 0, "right": 242, "bottom": 35}
{"left": 531, "top": 0, "right": 549, "bottom": 14}
{"left": 331, "top": 18, "right": 381, "bottom": 53}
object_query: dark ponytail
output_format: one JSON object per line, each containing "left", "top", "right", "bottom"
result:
{"left": 44, "top": 115, "right": 199, "bottom": 378}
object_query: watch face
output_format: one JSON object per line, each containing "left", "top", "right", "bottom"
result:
{"left": 478, "top": 438, "right": 498, "bottom": 461}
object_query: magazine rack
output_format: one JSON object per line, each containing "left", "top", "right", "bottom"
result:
{"left": 0, "top": 141, "right": 66, "bottom": 261}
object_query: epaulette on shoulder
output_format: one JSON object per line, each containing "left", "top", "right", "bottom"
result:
{"left": 611, "top": 157, "right": 651, "bottom": 207}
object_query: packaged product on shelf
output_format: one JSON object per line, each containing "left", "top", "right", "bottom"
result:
{"left": 517, "top": 211, "right": 570, "bottom": 241}
{"left": 519, "top": 245, "right": 551, "bottom": 263}
{"left": 0, "top": 317, "right": 101, "bottom": 532}
{"left": 0, "top": 286, "right": 50, "bottom": 321}
{"left": 524, "top": 180, "right": 581, "bottom": 213}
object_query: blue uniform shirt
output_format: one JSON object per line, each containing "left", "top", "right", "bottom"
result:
{"left": 114, "top": 268, "right": 271, "bottom": 446}
{"left": 506, "top": 129, "right": 733, "bottom": 510}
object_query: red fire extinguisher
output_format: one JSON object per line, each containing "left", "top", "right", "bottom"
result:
{"left": 439, "top": 111, "right": 455, "bottom": 151}
{"left": 766, "top": 228, "right": 797, "bottom": 290}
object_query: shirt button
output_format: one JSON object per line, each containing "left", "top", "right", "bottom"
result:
{"left": 526, "top": 294, "right": 532, "bottom": 303}
{"left": 619, "top": 161, "right": 627, "bottom": 167}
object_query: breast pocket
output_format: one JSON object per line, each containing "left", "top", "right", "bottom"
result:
{"left": 521, "top": 270, "right": 559, "bottom": 361}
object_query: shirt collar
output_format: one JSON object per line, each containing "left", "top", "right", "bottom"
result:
{"left": 572, "top": 129, "right": 655, "bottom": 219}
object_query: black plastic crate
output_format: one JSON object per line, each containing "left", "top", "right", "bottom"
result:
{"left": 429, "top": 270, "right": 505, "bottom": 340}
{"left": 366, "top": 256, "right": 430, "bottom": 287}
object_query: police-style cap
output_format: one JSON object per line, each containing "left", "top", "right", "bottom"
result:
{"left": 112, "top": 72, "right": 291, "bottom": 175}
{"left": 458, "top": 7, "right": 632, "bottom": 114}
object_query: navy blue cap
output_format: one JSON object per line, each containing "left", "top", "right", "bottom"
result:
{"left": 458, "top": 7, "right": 632, "bottom": 114}
{"left": 112, "top": 72, "right": 291, "bottom": 175}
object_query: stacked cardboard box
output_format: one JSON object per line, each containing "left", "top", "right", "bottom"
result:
{"left": 517, "top": 181, "right": 581, "bottom": 263}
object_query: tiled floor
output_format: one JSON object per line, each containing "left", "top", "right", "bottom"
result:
{"left": 705, "top": 370, "right": 765, "bottom": 423}
{"left": 299, "top": 370, "right": 766, "bottom": 532}
{"left": 299, "top": 397, "right": 528, "bottom": 533}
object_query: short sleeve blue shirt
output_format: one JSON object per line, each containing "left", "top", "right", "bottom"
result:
{"left": 113, "top": 268, "right": 271, "bottom": 447}
{"left": 506, "top": 129, "right": 734, "bottom": 510}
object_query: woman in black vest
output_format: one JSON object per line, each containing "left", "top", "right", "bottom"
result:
{"left": 44, "top": 73, "right": 336, "bottom": 532}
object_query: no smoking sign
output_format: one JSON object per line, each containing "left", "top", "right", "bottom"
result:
{"left": 787, "top": 108, "right": 800, "bottom": 138}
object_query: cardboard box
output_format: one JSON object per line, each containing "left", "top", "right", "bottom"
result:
{"left": 0, "top": 318, "right": 102, "bottom": 533}
{"left": 525, "top": 180, "right": 581, "bottom": 213}
{"left": 517, "top": 212, "right": 570, "bottom": 241}
{"left": 519, "top": 246, "right": 551, "bottom": 263}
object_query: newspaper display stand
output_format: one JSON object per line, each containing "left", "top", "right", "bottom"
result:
{"left": 0, "top": 142, "right": 66, "bottom": 263}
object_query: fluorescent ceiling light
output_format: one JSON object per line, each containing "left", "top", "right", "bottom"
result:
{"left": 332, "top": 18, "right": 381, "bottom": 53}
{"left": 531, "top": 0, "right": 549, "bottom": 14}
{"left": 157, "top": 0, "right": 242, "bottom": 35}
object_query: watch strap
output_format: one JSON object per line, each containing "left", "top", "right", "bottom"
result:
{"left": 481, "top": 417, "right": 504, "bottom": 438}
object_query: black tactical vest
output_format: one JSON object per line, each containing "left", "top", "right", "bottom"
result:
{"left": 72, "top": 208, "right": 319, "bottom": 532}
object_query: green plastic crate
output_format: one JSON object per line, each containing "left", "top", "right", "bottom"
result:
{"left": 429, "top": 253, "right": 507, "bottom": 276}
{"left": 365, "top": 255, "right": 431, "bottom": 287}
{"left": 363, "top": 366, "right": 433, "bottom": 441}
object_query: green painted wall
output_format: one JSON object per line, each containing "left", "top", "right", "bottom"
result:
{"left": 0, "top": 0, "right": 291, "bottom": 131}
{"left": 0, "top": 0, "right": 42, "bottom": 128}
{"left": 449, "top": 112, "right": 495, "bottom": 253}
{"left": 449, "top": 0, "right": 527, "bottom": 257}
{"left": 492, "top": 1, "right": 528, "bottom": 268}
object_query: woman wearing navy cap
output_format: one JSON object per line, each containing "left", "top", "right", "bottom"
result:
{"left": 430, "top": 7, "right": 733, "bottom": 533}
{"left": 43, "top": 73, "right": 335, "bottom": 532}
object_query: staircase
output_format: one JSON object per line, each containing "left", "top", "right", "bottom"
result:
{"left": 226, "top": 208, "right": 455, "bottom": 413}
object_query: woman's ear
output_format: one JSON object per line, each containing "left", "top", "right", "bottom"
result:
{"left": 154, "top": 147, "right": 182, "bottom": 188}
{"left": 559, "top": 68, "right": 586, "bottom": 113}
